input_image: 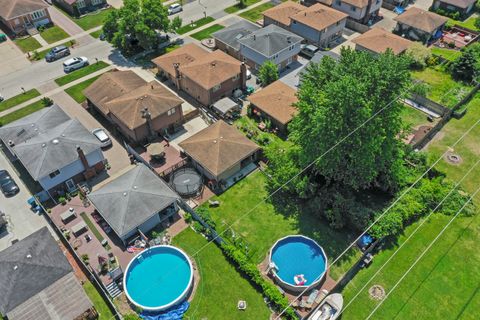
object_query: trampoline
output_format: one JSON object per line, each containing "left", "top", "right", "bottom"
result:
{"left": 170, "top": 167, "right": 202, "bottom": 197}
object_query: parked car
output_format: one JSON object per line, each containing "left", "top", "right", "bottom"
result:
{"left": 300, "top": 44, "right": 319, "bottom": 58}
{"left": 63, "top": 56, "right": 89, "bottom": 73}
{"left": 0, "top": 33, "right": 7, "bottom": 43}
{"left": 246, "top": 69, "right": 252, "bottom": 80}
{"left": 45, "top": 45, "right": 70, "bottom": 62}
{"left": 0, "top": 93, "right": 4, "bottom": 102}
{"left": 91, "top": 128, "right": 112, "bottom": 148}
{"left": 0, "top": 170, "right": 19, "bottom": 197}
{"left": 168, "top": 3, "right": 182, "bottom": 15}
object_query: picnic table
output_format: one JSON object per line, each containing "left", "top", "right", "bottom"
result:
{"left": 147, "top": 143, "right": 166, "bottom": 161}
{"left": 71, "top": 220, "right": 88, "bottom": 236}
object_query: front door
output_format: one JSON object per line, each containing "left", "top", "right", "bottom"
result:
{"left": 65, "top": 179, "right": 76, "bottom": 192}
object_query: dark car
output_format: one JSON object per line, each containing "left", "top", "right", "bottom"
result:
{"left": 45, "top": 45, "right": 70, "bottom": 62}
{"left": 0, "top": 170, "right": 19, "bottom": 197}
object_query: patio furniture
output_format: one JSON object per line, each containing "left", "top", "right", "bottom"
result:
{"left": 258, "top": 122, "right": 266, "bottom": 131}
{"left": 360, "top": 252, "right": 373, "bottom": 268}
{"left": 61, "top": 208, "right": 77, "bottom": 223}
{"left": 304, "top": 289, "right": 319, "bottom": 309}
{"left": 84, "top": 234, "right": 92, "bottom": 242}
{"left": 208, "top": 199, "right": 220, "bottom": 207}
{"left": 237, "top": 300, "right": 247, "bottom": 310}
{"left": 101, "top": 239, "right": 109, "bottom": 247}
{"left": 148, "top": 143, "right": 166, "bottom": 161}
{"left": 71, "top": 221, "right": 88, "bottom": 236}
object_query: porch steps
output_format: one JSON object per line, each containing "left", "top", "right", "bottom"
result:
{"left": 105, "top": 281, "right": 122, "bottom": 298}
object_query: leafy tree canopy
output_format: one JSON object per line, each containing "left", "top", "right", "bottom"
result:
{"left": 258, "top": 60, "right": 279, "bottom": 86}
{"left": 451, "top": 43, "right": 480, "bottom": 82}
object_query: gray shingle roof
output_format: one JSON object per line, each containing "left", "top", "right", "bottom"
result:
{"left": 238, "top": 24, "right": 303, "bottom": 57}
{"left": 0, "top": 105, "right": 102, "bottom": 180}
{"left": 0, "top": 227, "right": 72, "bottom": 315}
{"left": 88, "top": 164, "right": 179, "bottom": 239}
{"left": 212, "top": 20, "right": 260, "bottom": 51}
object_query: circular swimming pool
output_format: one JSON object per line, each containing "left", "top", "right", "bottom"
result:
{"left": 269, "top": 235, "right": 327, "bottom": 292}
{"left": 124, "top": 245, "right": 194, "bottom": 311}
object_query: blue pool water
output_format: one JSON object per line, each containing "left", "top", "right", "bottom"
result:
{"left": 271, "top": 236, "right": 327, "bottom": 287}
{"left": 124, "top": 246, "right": 193, "bottom": 310}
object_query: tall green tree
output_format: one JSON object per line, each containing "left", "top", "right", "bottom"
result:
{"left": 258, "top": 60, "right": 279, "bottom": 86}
{"left": 451, "top": 43, "right": 480, "bottom": 82}
{"left": 103, "top": 0, "right": 171, "bottom": 54}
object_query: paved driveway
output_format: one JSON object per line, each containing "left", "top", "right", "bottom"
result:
{"left": 0, "top": 38, "right": 31, "bottom": 79}
{"left": 0, "top": 148, "right": 54, "bottom": 251}
{"left": 49, "top": 6, "right": 84, "bottom": 36}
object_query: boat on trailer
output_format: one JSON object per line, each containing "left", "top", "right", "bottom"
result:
{"left": 308, "top": 293, "right": 343, "bottom": 320}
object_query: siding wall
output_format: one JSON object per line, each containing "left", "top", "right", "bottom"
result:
{"left": 240, "top": 42, "right": 301, "bottom": 70}
{"left": 291, "top": 18, "right": 346, "bottom": 47}
{"left": 2, "top": 8, "right": 52, "bottom": 35}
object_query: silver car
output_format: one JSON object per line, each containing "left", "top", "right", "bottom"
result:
{"left": 91, "top": 128, "right": 112, "bottom": 148}
{"left": 63, "top": 56, "right": 89, "bottom": 73}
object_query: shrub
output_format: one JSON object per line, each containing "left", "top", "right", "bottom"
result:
{"left": 405, "top": 42, "right": 432, "bottom": 69}
{"left": 81, "top": 254, "right": 90, "bottom": 265}
{"left": 196, "top": 207, "right": 216, "bottom": 229}
{"left": 184, "top": 212, "right": 193, "bottom": 223}
{"left": 258, "top": 60, "right": 279, "bottom": 86}
{"left": 192, "top": 221, "right": 205, "bottom": 233}
{"left": 451, "top": 43, "right": 480, "bottom": 82}
{"left": 58, "top": 196, "right": 66, "bottom": 205}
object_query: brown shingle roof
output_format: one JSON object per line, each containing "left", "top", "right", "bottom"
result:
{"left": 394, "top": 7, "right": 448, "bottom": 33}
{"left": 0, "top": 0, "right": 49, "bottom": 20}
{"left": 179, "top": 121, "right": 259, "bottom": 178}
{"left": 83, "top": 70, "right": 145, "bottom": 115}
{"left": 341, "top": 0, "right": 369, "bottom": 7}
{"left": 248, "top": 80, "right": 298, "bottom": 125}
{"left": 180, "top": 50, "right": 242, "bottom": 90}
{"left": 263, "top": 0, "right": 306, "bottom": 26}
{"left": 352, "top": 27, "right": 413, "bottom": 54}
{"left": 105, "top": 82, "right": 183, "bottom": 130}
{"left": 290, "top": 4, "right": 347, "bottom": 32}
{"left": 151, "top": 43, "right": 208, "bottom": 77}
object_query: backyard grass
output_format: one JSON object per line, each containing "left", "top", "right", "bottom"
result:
{"left": 411, "top": 67, "right": 473, "bottom": 108}
{"left": 447, "top": 15, "right": 479, "bottom": 31}
{"left": 79, "top": 212, "right": 107, "bottom": 244}
{"left": 190, "top": 24, "right": 225, "bottom": 40}
{"left": 224, "top": 0, "right": 262, "bottom": 13}
{"left": 40, "top": 25, "right": 69, "bottom": 44}
{"left": 173, "top": 227, "right": 271, "bottom": 319}
{"left": 0, "top": 100, "right": 48, "bottom": 126}
{"left": 0, "top": 89, "right": 41, "bottom": 112}
{"left": 340, "top": 93, "right": 480, "bottom": 319}
{"left": 239, "top": 3, "right": 275, "bottom": 22}
{"left": 64, "top": 76, "right": 100, "bottom": 103}
{"left": 14, "top": 37, "right": 42, "bottom": 53}
{"left": 430, "top": 47, "right": 462, "bottom": 62}
{"left": 33, "top": 40, "right": 76, "bottom": 61}
{"left": 199, "top": 170, "right": 361, "bottom": 280}
{"left": 83, "top": 281, "right": 115, "bottom": 320}
{"left": 401, "top": 105, "right": 429, "bottom": 130}
{"left": 54, "top": 61, "right": 109, "bottom": 86}
{"left": 176, "top": 17, "right": 215, "bottom": 35}
{"left": 90, "top": 29, "right": 103, "bottom": 39}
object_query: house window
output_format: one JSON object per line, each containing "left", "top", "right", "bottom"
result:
{"left": 213, "top": 84, "right": 221, "bottom": 92}
{"left": 91, "top": 0, "right": 103, "bottom": 5}
{"left": 31, "top": 10, "right": 45, "bottom": 20}
{"left": 376, "top": 0, "right": 380, "bottom": 3}
{"left": 336, "top": 21, "right": 340, "bottom": 26}
{"left": 350, "top": 5, "right": 357, "bottom": 11}
{"left": 232, "top": 74, "right": 239, "bottom": 81}
{"left": 167, "top": 108, "right": 176, "bottom": 116}
{"left": 293, "top": 20, "right": 297, "bottom": 24}
{"left": 76, "top": 0, "right": 86, "bottom": 8}
{"left": 336, "top": 0, "right": 341, "bottom": 5}
{"left": 49, "top": 170, "right": 60, "bottom": 179}
{"left": 14, "top": 18, "right": 20, "bottom": 25}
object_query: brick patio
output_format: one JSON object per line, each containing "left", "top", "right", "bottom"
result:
{"left": 49, "top": 196, "right": 189, "bottom": 286}
{"left": 135, "top": 139, "right": 185, "bottom": 176}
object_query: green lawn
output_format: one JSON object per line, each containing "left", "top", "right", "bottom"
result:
{"left": 40, "top": 25, "right": 69, "bottom": 44}
{"left": 80, "top": 212, "right": 106, "bottom": 244}
{"left": 176, "top": 17, "right": 215, "bottom": 35}
{"left": 83, "top": 281, "right": 115, "bottom": 320}
{"left": 340, "top": 93, "right": 480, "bottom": 319}
{"left": 401, "top": 105, "right": 429, "bottom": 130}
{"left": 90, "top": 29, "right": 103, "bottom": 39}
{"left": 33, "top": 40, "right": 76, "bottom": 61}
{"left": 224, "top": 0, "right": 262, "bottom": 13}
{"left": 199, "top": 170, "right": 361, "bottom": 280}
{"left": 0, "top": 89, "right": 41, "bottom": 112}
{"left": 54, "top": 61, "right": 109, "bottom": 86}
{"left": 190, "top": 24, "right": 225, "bottom": 40}
{"left": 411, "top": 67, "right": 473, "bottom": 108}
{"left": 74, "top": 9, "right": 113, "bottom": 30}
{"left": 173, "top": 228, "right": 271, "bottom": 319}
{"left": 448, "top": 15, "right": 479, "bottom": 31}
{"left": 64, "top": 76, "right": 100, "bottom": 103}
{"left": 239, "top": 3, "right": 274, "bottom": 22}
{"left": 431, "top": 47, "right": 462, "bottom": 62}
{"left": 14, "top": 37, "right": 42, "bottom": 53}
{"left": 0, "top": 100, "right": 48, "bottom": 126}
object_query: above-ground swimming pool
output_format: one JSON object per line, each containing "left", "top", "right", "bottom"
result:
{"left": 269, "top": 235, "right": 327, "bottom": 292}
{"left": 124, "top": 245, "right": 194, "bottom": 311}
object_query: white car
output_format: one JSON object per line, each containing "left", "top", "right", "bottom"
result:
{"left": 0, "top": 94, "right": 4, "bottom": 102}
{"left": 63, "top": 56, "right": 89, "bottom": 73}
{"left": 168, "top": 3, "right": 182, "bottom": 15}
{"left": 91, "top": 128, "right": 112, "bottom": 148}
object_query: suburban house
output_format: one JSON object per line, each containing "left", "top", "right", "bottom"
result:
{"left": 84, "top": 70, "right": 184, "bottom": 143}
{"left": 431, "top": 0, "right": 476, "bottom": 18}
{"left": 87, "top": 164, "right": 179, "bottom": 245}
{"left": 212, "top": 20, "right": 260, "bottom": 60}
{"left": 0, "top": 105, "right": 105, "bottom": 199}
{"left": 0, "top": 0, "right": 52, "bottom": 35}
{"left": 238, "top": 24, "right": 303, "bottom": 71}
{"left": 178, "top": 120, "right": 260, "bottom": 190}
{"left": 248, "top": 80, "right": 298, "bottom": 134}
{"left": 263, "top": 1, "right": 347, "bottom": 48}
{"left": 0, "top": 227, "right": 95, "bottom": 320}
{"left": 152, "top": 43, "right": 247, "bottom": 106}
{"left": 352, "top": 27, "right": 413, "bottom": 55}
{"left": 314, "top": 0, "right": 383, "bottom": 24}
{"left": 53, "top": 0, "right": 107, "bottom": 17}
{"left": 394, "top": 7, "right": 448, "bottom": 43}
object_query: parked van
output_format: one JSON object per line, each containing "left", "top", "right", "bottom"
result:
{"left": 300, "top": 44, "right": 319, "bottom": 58}
{"left": 168, "top": 3, "right": 182, "bottom": 15}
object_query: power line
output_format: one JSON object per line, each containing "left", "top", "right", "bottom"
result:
{"left": 364, "top": 182, "right": 480, "bottom": 320}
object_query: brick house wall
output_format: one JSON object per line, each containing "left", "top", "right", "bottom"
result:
{"left": 2, "top": 8, "right": 52, "bottom": 35}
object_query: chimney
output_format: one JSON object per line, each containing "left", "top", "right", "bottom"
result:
{"left": 173, "top": 63, "right": 181, "bottom": 90}
{"left": 240, "top": 62, "right": 247, "bottom": 90}
{"left": 77, "top": 146, "right": 89, "bottom": 171}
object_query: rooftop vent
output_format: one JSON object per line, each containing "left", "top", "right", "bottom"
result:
{"left": 26, "top": 254, "right": 32, "bottom": 259}
{"left": 133, "top": 186, "right": 138, "bottom": 190}
{"left": 41, "top": 143, "right": 46, "bottom": 148}
{"left": 13, "top": 265, "right": 18, "bottom": 270}
{"left": 123, "top": 192, "right": 128, "bottom": 196}
{"left": 52, "top": 139, "right": 59, "bottom": 144}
